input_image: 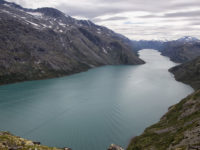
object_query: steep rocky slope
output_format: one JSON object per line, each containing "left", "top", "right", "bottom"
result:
{"left": 169, "top": 56, "right": 200, "bottom": 90}
{"left": 161, "top": 37, "right": 200, "bottom": 63}
{"left": 127, "top": 90, "right": 200, "bottom": 150}
{"left": 0, "top": 0, "right": 144, "bottom": 85}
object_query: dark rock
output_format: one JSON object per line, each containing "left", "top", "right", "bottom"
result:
{"left": 63, "top": 148, "right": 72, "bottom": 150}
{"left": 33, "top": 141, "right": 41, "bottom": 145}
{"left": 108, "top": 144, "right": 124, "bottom": 150}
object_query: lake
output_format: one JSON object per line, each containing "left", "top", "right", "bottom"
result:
{"left": 0, "top": 49, "right": 194, "bottom": 150}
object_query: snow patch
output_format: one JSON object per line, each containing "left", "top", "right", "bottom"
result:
{"left": 27, "top": 12, "right": 43, "bottom": 18}
{"left": 3, "top": 4, "right": 11, "bottom": 8}
{"left": 1, "top": 9, "right": 12, "bottom": 14}
{"left": 58, "top": 22, "right": 66, "bottom": 27}
{"left": 102, "top": 48, "right": 108, "bottom": 54}
{"left": 25, "top": 20, "right": 40, "bottom": 27}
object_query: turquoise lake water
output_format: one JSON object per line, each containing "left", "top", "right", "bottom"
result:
{"left": 0, "top": 49, "right": 194, "bottom": 150}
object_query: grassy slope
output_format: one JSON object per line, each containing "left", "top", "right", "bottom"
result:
{"left": 0, "top": 132, "right": 62, "bottom": 150}
{"left": 127, "top": 90, "right": 200, "bottom": 150}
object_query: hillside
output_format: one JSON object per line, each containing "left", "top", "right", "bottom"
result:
{"left": 131, "top": 40, "right": 164, "bottom": 51}
{"left": 169, "top": 56, "right": 200, "bottom": 90}
{"left": 127, "top": 90, "right": 200, "bottom": 150}
{"left": 0, "top": 0, "right": 144, "bottom": 85}
{"left": 131, "top": 37, "right": 200, "bottom": 63}
{"left": 0, "top": 131, "right": 63, "bottom": 150}
{"left": 161, "top": 37, "right": 200, "bottom": 63}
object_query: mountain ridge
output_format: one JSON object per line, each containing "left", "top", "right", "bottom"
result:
{"left": 132, "top": 36, "right": 200, "bottom": 63}
{"left": 0, "top": 0, "right": 144, "bottom": 85}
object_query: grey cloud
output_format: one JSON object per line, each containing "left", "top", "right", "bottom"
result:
{"left": 165, "top": 10, "right": 200, "bottom": 18}
{"left": 6, "top": 0, "right": 200, "bottom": 40}
{"left": 140, "top": 10, "right": 200, "bottom": 19}
{"left": 92, "top": 16, "right": 128, "bottom": 22}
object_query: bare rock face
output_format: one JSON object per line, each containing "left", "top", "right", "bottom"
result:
{"left": 108, "top": 144, "right": 124, "bottom": 150}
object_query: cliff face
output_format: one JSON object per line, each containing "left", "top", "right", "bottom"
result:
{"left": 127, "top": 90, "right": 200, "bottom": 150}
{"left": 0, "top": 0, "right": 144, "bottom": 85}
{"left": 169, "top": 56, "right": 200, "bottom": 90}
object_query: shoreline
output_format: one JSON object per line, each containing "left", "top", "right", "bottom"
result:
{"left": 0, "top": 50, "right": 196, "bottom": 150}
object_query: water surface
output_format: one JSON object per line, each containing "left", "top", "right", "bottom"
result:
{"left": 0, "top": 49, "right": 193, "bottom": 150}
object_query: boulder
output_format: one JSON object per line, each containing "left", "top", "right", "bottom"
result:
{"left": 108, "top": 144, "right": 124, "bottom": 150}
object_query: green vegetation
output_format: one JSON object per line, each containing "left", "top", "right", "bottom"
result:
{"left": 127, "top": 90, "right": 200, "bottom": 150}
{"left": 0, "top": 132, "right": 62, "bottom": 150}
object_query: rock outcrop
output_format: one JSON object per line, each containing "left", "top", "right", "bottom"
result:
{"left": 0, "top": 131, "right": 63, "bottom": 150}
{"left": 108, "top": 144, "right": 124, "bottom": 150}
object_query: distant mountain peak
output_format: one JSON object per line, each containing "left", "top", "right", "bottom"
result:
{"left": 177, "top": 36, "right": 199, "bottom": 42}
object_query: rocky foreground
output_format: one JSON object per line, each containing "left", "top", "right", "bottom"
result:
{"left": 0, "top": 131, "right": 65, "bottom": 150}
{"left": 0, "top": 131, "right": 125, "bottom": 150}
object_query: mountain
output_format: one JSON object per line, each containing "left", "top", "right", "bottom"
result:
{"left": 0, "top": 0, "right": 144, "bottom": 85}
{"left": 177, "top": 36, "right": 200, "bottom": 43}
{"left": 131, "top": 36, "right": 200, "bottom": 63}
{"left": 161, "top": 37, "right": 200, "bottom": 63}
{"left": 169, "top": 56, "right": 200, "bottom": 90}
{"left": 131, "top": 40, "right": 164, "bottom": 51}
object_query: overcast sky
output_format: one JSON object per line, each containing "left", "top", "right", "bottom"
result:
{"left": 7, "top": 0, "right": 200, "bottom": 40}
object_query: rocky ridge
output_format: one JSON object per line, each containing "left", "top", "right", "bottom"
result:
{"left": 162, "top": 37, "right": 200, "bottom": 63}
{"left": 132, "top": 37, "right": 200, "bottom": 63}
